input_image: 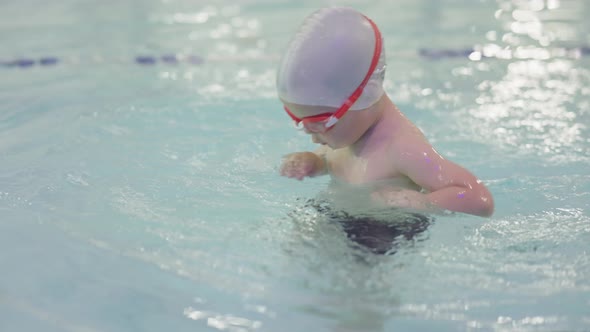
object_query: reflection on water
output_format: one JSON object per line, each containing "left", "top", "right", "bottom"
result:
{"left": 468, "top": 58, "right": 588, "bottom": 161}
{"left": 437, "top": 0, "right": 590, "bottom": 164}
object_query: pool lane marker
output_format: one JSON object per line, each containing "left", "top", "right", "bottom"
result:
{"left": 419, "top": 45, "right": 590, "bottom": 60}
{"left": 0, "top": 54, "right": 207, "bottom": 68}
{"left": 2, "top": 46, "right": 590, "bottom": 69}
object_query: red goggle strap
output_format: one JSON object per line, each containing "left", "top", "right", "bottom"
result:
{"left": 284, "top": 106, "right": 301, "bottom": 123}
{"left": 284, "top": 106, "right": 333, "bottom": 124}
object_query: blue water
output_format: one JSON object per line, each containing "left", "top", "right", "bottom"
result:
{"left": 1, "top": 0, "right": 589, "bottom": 331}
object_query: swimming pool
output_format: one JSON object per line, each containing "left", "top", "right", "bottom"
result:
{"left": 1, "top": 0, "right": 589, "bottom": 331}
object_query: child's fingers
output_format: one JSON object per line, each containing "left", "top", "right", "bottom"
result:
{"left": 279, "top": 153, "right": 315, "bottom": 180}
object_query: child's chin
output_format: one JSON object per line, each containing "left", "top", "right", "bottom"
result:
{"left": 312, "top": 136, "right": 326, "bottom": 145}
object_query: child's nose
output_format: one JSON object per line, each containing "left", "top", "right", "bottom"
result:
{"left": 302, "top": 124, "right": 315, "bottom": 134}
{"left": 302, "top": 122, "right": 323, "bottom": 134}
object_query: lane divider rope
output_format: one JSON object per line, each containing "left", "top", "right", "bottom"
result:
{"left": 2, "top": 46, "right": 589, "bottom": 69}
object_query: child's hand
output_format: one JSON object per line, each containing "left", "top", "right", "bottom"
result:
{"left": 280, "top": 152, "right": 324, "bottom": 180}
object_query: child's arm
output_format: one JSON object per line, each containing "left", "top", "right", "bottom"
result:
{"left": 280, "top": 146, "right": 329, "bottom": 180}
{"left": 381, "top": 141, "right": 494, "bottom": 217}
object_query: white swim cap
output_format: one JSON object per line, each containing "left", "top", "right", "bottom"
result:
{"left": 276, "top": 7, "right": 386, "bottom": 111}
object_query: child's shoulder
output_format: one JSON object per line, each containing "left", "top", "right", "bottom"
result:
{"left": 388, "top": 120, "right": 432, "bottom": 155}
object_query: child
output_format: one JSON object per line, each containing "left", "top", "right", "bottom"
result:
{"left": 277, "top": 7, "right": 494, "bottom": 218}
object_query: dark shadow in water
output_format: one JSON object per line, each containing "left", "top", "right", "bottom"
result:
{"left": 305, "top": 199, "right": 433, "bottom": 255}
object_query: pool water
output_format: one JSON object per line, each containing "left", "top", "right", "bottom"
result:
{"left": 1, "top": 0, "right": 589, "bottom": 331}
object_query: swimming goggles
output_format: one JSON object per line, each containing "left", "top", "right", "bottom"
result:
{"left": 283, "top": 16, "right": 383, "bottom": 133}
